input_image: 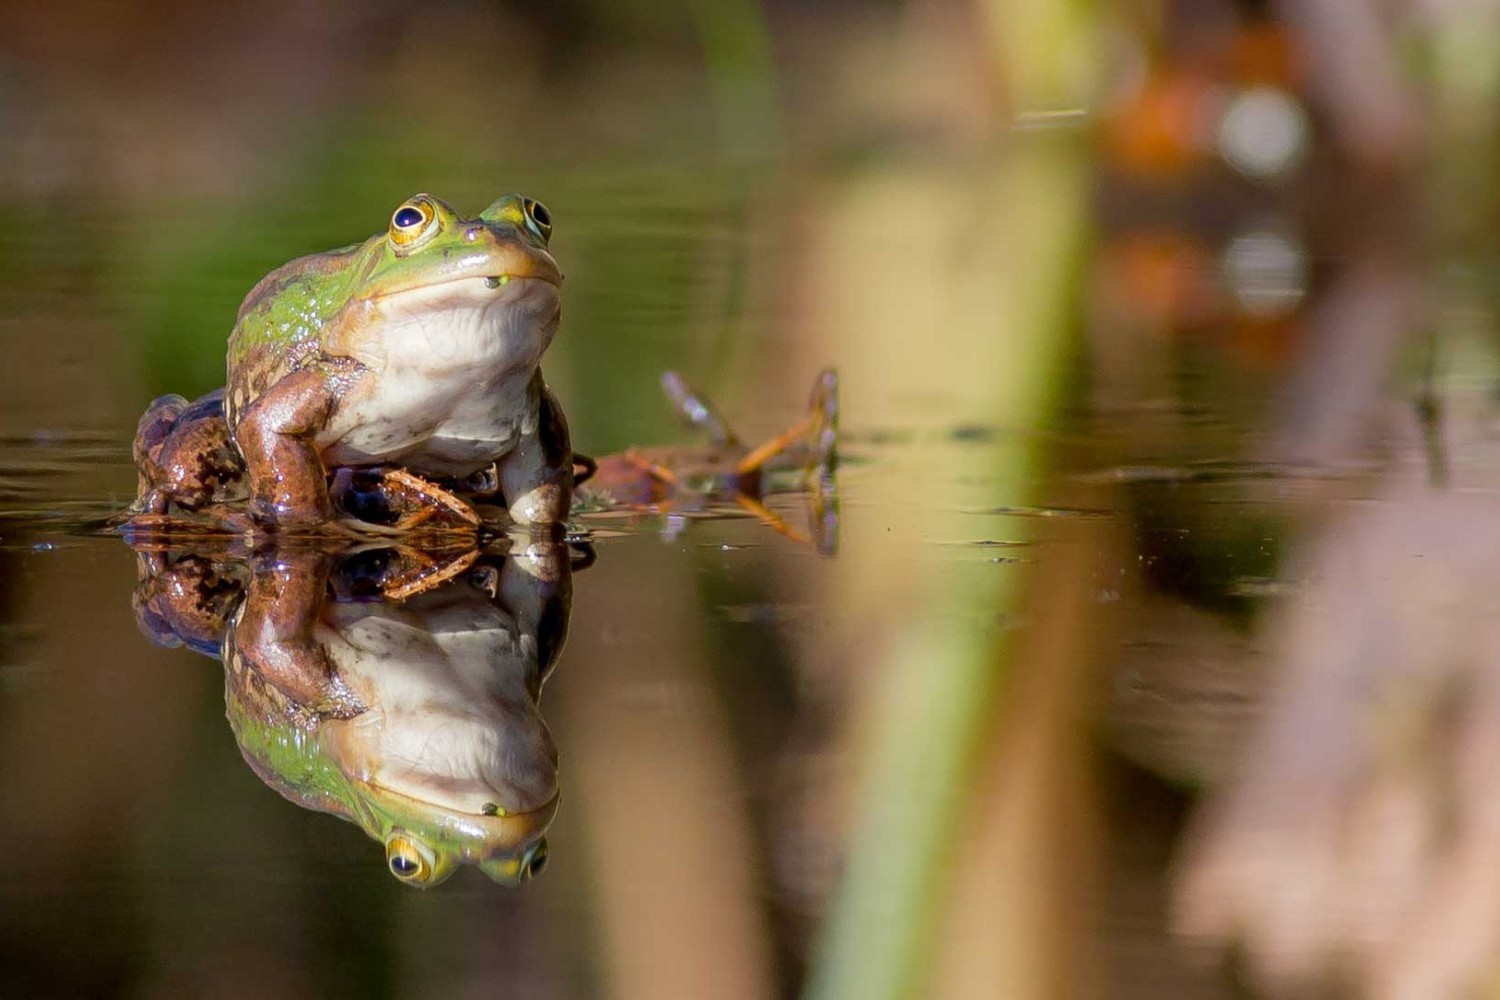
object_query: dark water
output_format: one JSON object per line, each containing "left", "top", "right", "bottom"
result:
{"left": 4, "top": 4, "right": 1498, "bottom": 999}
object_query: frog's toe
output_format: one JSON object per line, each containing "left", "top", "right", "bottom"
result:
{"left": 331, "top": 468, "right": 404, "bottom": 526}
{"left": 137, "top": 488, "right": 171, "bottom": 516}
{"left": 468, "top": 564, "right": 502, "bottom": 598}
{"left": 809, "top": 368, "right": 840, "bottom": 471}
{"left": 247, "top": 496, "right": 334, "bottom": 531}
{"left": 461, "top": 463, "right": 501, "bottom": 497}
{"left": 133, "top": 598, "right": 185, "bottom": 650}
{"left": 140, "top": 394, "right": 190, "bottom": 425}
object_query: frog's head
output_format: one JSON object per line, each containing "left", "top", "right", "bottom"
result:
{"left": 331, "top": 696, "right": 560, "bottom": 888}
{"left": 324, "top": 193, "right": 564, "bottom": 371}
{"left": 352, "top": 776, "right": 558, "bottom": 890}
{"left": 229, "top": 688, "right": 559, "bottom": 889}
{"left": 356, "top": 192, "right": 561, "bottom": 302}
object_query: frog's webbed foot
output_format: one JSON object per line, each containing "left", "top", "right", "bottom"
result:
{"left": 380, "top": 468, "right": 481, "bottom": 531}
{"left": 734, "top": 493, "right": 813, "bottom": 548}
{"left": 661, "top": 371, "right": 740, "bottom": 447}
{"left": 572, "top": 452, "right": 598, "bottom": 486}
{"left": 806, "top": 367, "right": 839, "bottom": 473}
{"left": 732, "top": 368, "right": 841, "bottom": 483}
{"left": 621, "top": 449, "right": 678, "bottom": 488}
{"left": 330, "top": 467, "right": 481, "bottom": 535}
{"left": 377, "top": 544, "right": 481, "bottom": 601}
{"left": 454, "top": 462, "right": 502, "bottom": 498}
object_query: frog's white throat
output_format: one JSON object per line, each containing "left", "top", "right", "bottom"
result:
{"left": 320, "top": 598, "right": 559, "bottom": 818}
{"left": 350, "top": 275, "right": 560, "bottom": 376}
{"left": 320, "top": 275, "right": 561, "bottom": 476}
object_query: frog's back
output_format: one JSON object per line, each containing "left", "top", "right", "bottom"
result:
{"left": 225, "top": 241, "right": 373, "bottom": 428}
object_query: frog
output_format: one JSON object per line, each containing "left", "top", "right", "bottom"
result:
{"left": 135, "top": 192, "right": 572, "bottom": 531}
{"left": 128, "top": 366, "right": 843, "bottom": 551}
{"left": 130, "top": 539, "right": 575, "bottom": 886}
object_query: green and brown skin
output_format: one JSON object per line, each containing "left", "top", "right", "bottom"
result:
{"left": 137, "top": 193, "right": 572, "bottom": 530}
{"left": 134, "top": 388, "right": 244, "bottom": 511}
{"left": 132, "top": 541, "right": 571, "bottom": 886}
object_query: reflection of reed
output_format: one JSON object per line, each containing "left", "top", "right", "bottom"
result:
{"left": 788, "top": 0, "right": 1096, "bottom": 988}
{"left": 1175, "top": 479, "right": 1500, "bottom": 998}
{"left": 929, "top": 494, "right": 1121, "bottom": 1000}
{"left": 554, "top": 535, "right": 775, "bottom": 1000}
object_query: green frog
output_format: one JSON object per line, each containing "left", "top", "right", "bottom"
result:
{"left": 132, "top": 540, "right": 574, "bottom": 886}
{"left": 136, "top": 193, "right": 572, "bottom": 529}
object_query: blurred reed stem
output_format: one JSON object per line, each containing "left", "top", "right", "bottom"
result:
{"left": 803, "top": 0, "right": 1096, "bottom": 988}
{"left": 689, "top": 0, "right": 782, "bottom": 159}
{"left": 804, "top": 133, "right": 1090, "bottom": 1000}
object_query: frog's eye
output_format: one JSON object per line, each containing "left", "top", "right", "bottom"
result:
{"left": 385, "top": 833, "right": 436, "bottom": 885}
{"left": 521, "top": 198, "right": 552, "bottom": 244}
{"left": 521, "top": 838, "right": 549, "bottom": 880}
{"left": 389, "top": 201, "right": 437, "bottom": 249}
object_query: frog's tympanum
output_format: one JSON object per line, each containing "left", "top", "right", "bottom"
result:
{"left": 132, "top": 539, "right": 574, "bottom": 887}
{"left": 135, "top": 193, "right": 572, "bottom": 530}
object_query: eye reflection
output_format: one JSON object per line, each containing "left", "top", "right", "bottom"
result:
{"left": 524, "top": 839, "right": 549, "bottom": 879}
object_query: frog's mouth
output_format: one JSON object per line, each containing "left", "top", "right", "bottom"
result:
{"left": 481, "top": 273, "right": 557, "bottom": 290}
{"left": 351, "top": 274, "right": 562, "bottom": 360}
{"left": 371, "top": 271, "right": 560, "bottom": 303}
{"left": 350, "top": 779, "right": 561, "bottom": 855}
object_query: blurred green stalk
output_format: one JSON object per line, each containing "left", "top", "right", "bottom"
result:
{"left": 803, "top": 136, "right": 1091, "bottom": 1000}
{"left": 688, "top": 0, "right": 782, "bottom": 159}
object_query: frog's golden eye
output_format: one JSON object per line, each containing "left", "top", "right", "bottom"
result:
{"left": 521, "top": 838, "right": 549, "bottom": 880}
{"left": 385, "top": 833, "right": 436, "bottom": 885}
{"left": 521, "top": 198, "right": 552, "bottom": 244}
{"left": 388, "top": 201, "right": 437, "bottom": 248}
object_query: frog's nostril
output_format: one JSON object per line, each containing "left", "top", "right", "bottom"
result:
{"left": 464, "top": 227, "right": 480, "bottom": 243}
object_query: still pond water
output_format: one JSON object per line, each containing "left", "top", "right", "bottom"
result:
{"left": 0, "top": 20, "right": 1487, "bottom": 1000}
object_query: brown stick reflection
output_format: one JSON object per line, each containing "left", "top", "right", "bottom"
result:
{"left": 1175, "top": 457, "right": 1500, "bottom": 997}
{"left": 930, "top": 491, "right": 1120, "bottom": 999}
{"left": 553, "top": 538, "right": 775, "bottom": 1000}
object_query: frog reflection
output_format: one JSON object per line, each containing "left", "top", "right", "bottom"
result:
{"left": 131, "top": 539, "right": 574, "bottom": 887}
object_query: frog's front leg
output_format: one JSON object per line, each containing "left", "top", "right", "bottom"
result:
{"left": 498, "top": 374, "right": 573, "bottom": 529}
{"left": 234, "top": 369, "right": 340, "bottom": 527}
{"left": 235, "top": 548, "right": 362, "bottom": 716}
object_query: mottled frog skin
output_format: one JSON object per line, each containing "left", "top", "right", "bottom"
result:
{"left": 134, "top": 388, "right": 244, "bottom": 511}
{"left": 137, "top": 193, "right": 572, "bottom": 530}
